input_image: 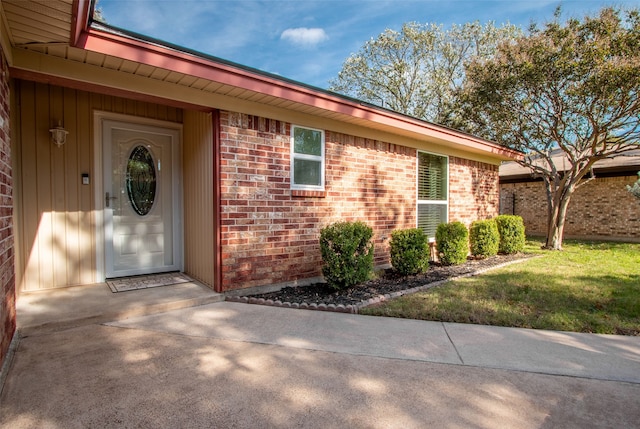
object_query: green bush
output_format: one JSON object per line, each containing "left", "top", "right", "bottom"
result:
{"left": 390, "top": 228, "right": 429, "bottom": 275}
{"left": 320, "top": 221, "right": 374, "bottom": 290}
{"left": 469, "top": 219, "right": 499, "bottom": 258}
{"left": 436, "top": 221, "right": 469, "bottom": 265}
{"left": 495, "top": 215, "right": 526, "bottom": 254}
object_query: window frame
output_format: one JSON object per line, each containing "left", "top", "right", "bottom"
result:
{"left": 290, "top": 125, "right": 325, "bottom": 191}
{"left": 416, "top": 150, "right": 449, "bottom": 239}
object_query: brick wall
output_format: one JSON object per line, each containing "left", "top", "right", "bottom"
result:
{"left": 449, "top": 157, "right": 499, "bottom": 225}
{"left": 0, "top": 47, "right": 15, "bottom": 367}
{"left": 220, "top": 111, "right": 501, "bottom": 291}
{"left": 500, "top": 175, "right": 640, "bottom": 240}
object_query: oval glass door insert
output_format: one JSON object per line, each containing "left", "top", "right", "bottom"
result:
{"left": 126, "top": 145, "right": 156, "bottom": 216}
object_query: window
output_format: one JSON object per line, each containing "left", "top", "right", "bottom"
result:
{"left": 126, "top": 145, "right": 157, "bottom": 216}
{"left": 291, "top": 125, "right": 324, "bottom": 190}
{"left": 417, "top": 151, "right": 448, "bottom": 238}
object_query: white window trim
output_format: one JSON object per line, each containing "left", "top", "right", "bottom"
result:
{"left": 416, "top": 150, "right": 449, "bottom": 238}
{"left": 290, "top": 125, "right": 325, "bottom": 191}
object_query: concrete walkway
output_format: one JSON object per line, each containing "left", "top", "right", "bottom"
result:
{"left": 2, "top": 286, "right": 640, "bottom": 428}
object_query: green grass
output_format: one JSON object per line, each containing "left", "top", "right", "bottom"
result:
{"left": 361, "top": 239, "right": 640, "bottom": 335}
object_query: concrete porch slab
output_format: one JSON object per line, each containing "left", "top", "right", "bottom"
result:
{"left": 16, "top": 280, "right": 223, "bottom": 336}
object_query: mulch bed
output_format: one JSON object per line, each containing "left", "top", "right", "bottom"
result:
{"left": 228, "top": 253, "right": 532, "bottom": 313}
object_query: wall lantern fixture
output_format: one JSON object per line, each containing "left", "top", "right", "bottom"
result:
{"left": 49, "top": 121, "right": 69, "bottom": 148}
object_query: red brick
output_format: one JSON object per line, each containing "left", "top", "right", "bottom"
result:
{"left": 219, "top": 111, "right": 501, "bottom": 292}
{"left": 0, "top": 46, "right": 14, "bottom": 368}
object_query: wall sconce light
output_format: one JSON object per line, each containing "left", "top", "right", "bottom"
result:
{"left": 49, "top": 121, "right": 69, "bottom": 148}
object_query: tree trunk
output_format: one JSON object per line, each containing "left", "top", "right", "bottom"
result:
{"left": 544, "top": 183, "right": 574, "bottom": 250}
{"left": 545, "top": 208, "right": 565, "bottom": 250}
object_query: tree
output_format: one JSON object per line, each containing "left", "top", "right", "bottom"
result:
{"left": 92, "top": 0, "right": 107, "bottom": 23}
{"left": 453, "top": 7, "right": 640, "bottom": 250}
{"left": 329, "top": 21, "right": 520, "bottom": 124}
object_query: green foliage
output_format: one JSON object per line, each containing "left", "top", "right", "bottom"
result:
{"left": 495, "top": 215, "right": 526, "bottom": 254}
{"left": 626, "top": 172, "right": 640, "bottom": 200}
{"left": 469, "top": 219, "right": 499, "bottom": 258}
{"left": 435, "top": 222, "right": 469, "bottom": 265}
{"left": 329, "top": 21, "right": 520, "bottom": 123}
{"left": 361, "top": 239, "right": 640, "bottom": 335}
{"left": 457, "top": 7, "right": 640, "bottom": 153}
{"left": 92, "top": 0, "right": 107, "bottom": 23}
{"left": 390, "top": 228, "right": 430, "bottom": 275}
{"left": 320, "top": 221, "right": 374, "bottom": 290}
{"left": 454, "top": 7, "right": 640, "bottom": 250}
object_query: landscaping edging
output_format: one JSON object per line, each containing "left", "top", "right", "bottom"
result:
{"left": 225, "top": 257, "right": 535, "bottom": 314}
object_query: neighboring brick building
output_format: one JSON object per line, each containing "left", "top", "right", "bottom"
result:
{"left": 500, "top": 152, "right": 640, "bottom": 242}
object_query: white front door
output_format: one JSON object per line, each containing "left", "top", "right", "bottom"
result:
{"left": 103, "top": 120, "right": 182, "bottom": 278}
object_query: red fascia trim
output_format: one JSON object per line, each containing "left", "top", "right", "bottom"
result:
{"left": 74, "top": 28, "right": 521, "bottom": 160}
{"left": 77, "top": 29, "right": 359, "bottom": 113}
{"left": 70, "top": 0, "right": 92, "bottom": 46}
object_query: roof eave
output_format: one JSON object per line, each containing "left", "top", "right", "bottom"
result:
{"left": 68, "top": 1, "right": 521, "bottom": 161}
{"left": 71, "top": 0, "right": 93, "bottom": 46}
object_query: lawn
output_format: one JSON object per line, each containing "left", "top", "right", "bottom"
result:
{"left": 360, "top": 239, "right": 640, "bottom": 335}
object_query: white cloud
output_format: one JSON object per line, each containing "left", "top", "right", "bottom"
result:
{"left": 280, "top": 27, "right": 329, "bottom": 47}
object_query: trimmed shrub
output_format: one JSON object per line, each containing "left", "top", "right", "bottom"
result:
{"left": 436, "top": 221, "right": 469, "bottom": 265}
{"left": 390, "top": 228, "right": 429, "bottom": 275}
{"left": 469, "top": 219, "right": 499, "bottom": 258}
{"left": 495, "top": 215, "right": 526, "bottom": 254}
{"left": 320, "top": 221, "right": 374, "bottom": 290}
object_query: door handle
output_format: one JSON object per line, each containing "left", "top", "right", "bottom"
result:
{"left": 105, "top": 192, "right": 117, "bottom": 208}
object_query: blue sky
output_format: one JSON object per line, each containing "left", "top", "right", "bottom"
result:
{"left": 96, "top": 0, "right": 640, "bottom": 89}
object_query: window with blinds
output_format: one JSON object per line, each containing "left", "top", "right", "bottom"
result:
{"left": 417, "top": 152, "right": 448, "bottom": 238}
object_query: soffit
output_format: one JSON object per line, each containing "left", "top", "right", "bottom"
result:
{"left": 2, "top": 0, "right": 73, "bottom": 46}
{"left": 11, "top": 41, "right": 381, "bottom": 131}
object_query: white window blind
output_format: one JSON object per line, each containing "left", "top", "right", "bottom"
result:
{"left": 417, "top": 152, "right": 448, "bottom": 238}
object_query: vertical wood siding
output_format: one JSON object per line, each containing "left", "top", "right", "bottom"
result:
{"left": 182, "top": 110, "right": 215, "bottom": 288}
{"left": 13, "top": 80, "right": 183, "bottom": 291}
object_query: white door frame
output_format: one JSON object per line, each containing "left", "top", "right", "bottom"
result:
{"left": 93, "top": 111, "right": 183, "bottom": 282}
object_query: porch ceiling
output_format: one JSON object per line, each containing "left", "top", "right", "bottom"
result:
{"left": 1, "top": 0, "right": 522, "bottom": 162}
{"left": 1, "top": 0, "right": 73, "bottom": 46}
{"left": 11, "top": 43, "right": 376, "bottom": 133}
